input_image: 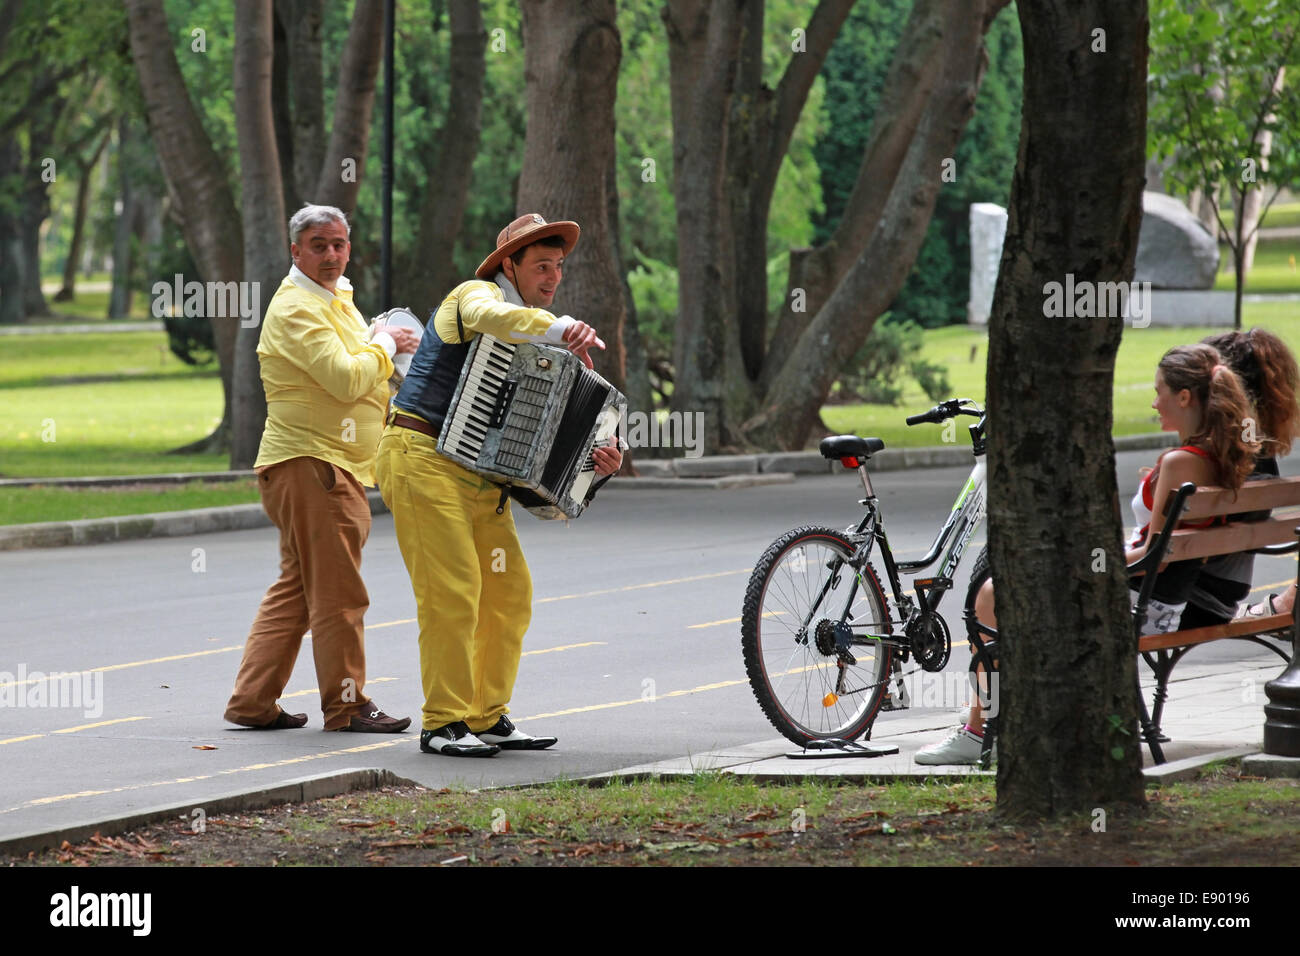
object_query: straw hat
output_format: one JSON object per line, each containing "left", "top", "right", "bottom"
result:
{"left": 475, "top": 213, "right": 580, "bottom": 279}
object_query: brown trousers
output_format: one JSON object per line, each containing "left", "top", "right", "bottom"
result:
{"left": 224, "top": 457, "right": 373, "bottom": 730}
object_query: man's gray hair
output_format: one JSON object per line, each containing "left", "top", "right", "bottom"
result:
{"left": 289, "top": 204, "right": 350, "bottom": 244}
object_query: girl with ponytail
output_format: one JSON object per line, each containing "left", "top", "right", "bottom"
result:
{"left": 1191, "top": 328, "right": 1300, "bottom": 625}
{"left": 916, "top": 343, "right": 1260, "bottom": 766}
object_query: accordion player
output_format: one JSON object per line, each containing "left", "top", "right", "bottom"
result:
{"left": 436, "top": 332, "right": 626, "bottom": 519}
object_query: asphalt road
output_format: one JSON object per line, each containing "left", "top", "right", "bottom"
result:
{"left": 1, "top": 449, "right": 1295, "bottom": 841}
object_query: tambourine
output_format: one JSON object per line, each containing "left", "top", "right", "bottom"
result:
{"left": 369, "top": 307, "right": 424, "bottom": 390}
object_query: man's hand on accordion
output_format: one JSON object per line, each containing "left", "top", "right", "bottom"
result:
{"left": 592, "top": 442, "right": 622, "bottom": 476}
{"left": 561, "top": 319, "right": 605, "bottom": 369}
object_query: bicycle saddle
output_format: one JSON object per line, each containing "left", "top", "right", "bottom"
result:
{"left": 818, "top": 435, "right": 885, "bottom": 460}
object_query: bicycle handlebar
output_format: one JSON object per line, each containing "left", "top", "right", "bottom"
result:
{"left": 905, "top": 399, "right": 983, "bottom": 427}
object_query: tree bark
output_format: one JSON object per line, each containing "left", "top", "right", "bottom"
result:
{"left": 311, "top": 0, "right": 384, "bottom": 214}
{"left": 108, "top": 119, "right": 137, "bottom": 319}
{"left": 232, "top": 0, "right": 287, "bottom": 469}
{"left": 726, "top": 0, "right": 855, "bottom": 382}
{"left": 54, "top": 128, "right": 111, "bottom": 302}
{"left": 270, "top": 4, "right": 301, "bottom": 215}
{"left": 398, "top": 0, "right": 485, "bottom": 312}
{"left": 761, "top": 0, "right": 956, "bottom": 387}
{"left": 987, "top": 0, "right": 1148, "bottom": 817}
{"left": 663, "top": 0, "right": 745, "bottom": 447}
{"left": 0, "top": 136, "right": 22, "bottom": 323}
{"left": 283, "top": 0, "right": 325, "bottom": 202}
{"left": 124, "top": 0, "right": 243, "bottom": 450}
{"left": 743, "top": 0, "right": 1003, "bottom": 449}
{"left": 517, "top": 0, "right": 627, "bottom": 393}
{"left": 1235, "top": 65, "right": 1285, "bottom": 277}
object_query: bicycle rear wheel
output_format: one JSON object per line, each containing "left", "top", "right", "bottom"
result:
{"left": 741, "top": 526, "right": 893, "bottom": 745}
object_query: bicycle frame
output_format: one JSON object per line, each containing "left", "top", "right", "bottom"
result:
{"left": 840, "top": 444, "right": 987, "bottom": 639}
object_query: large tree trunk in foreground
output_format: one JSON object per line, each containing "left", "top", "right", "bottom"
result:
{"left": 517, "top": 0, "right": 627, "bottom": 394}
{"left": 232, "top": 0, "right": 287, "bottom": 469}
{"left": 986, "top": 0, "right": 1148, "bottom": 817}
{"left": 125, "top": 0, "right": 244, "bottom": 451}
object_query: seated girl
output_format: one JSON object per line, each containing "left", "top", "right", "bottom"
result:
{"left": 915, "top": 344, "right": 1259, "bottom": 766}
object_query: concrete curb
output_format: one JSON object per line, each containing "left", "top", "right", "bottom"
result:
{"left": 0, "top": 433, "right": 1177, "bottom": 551}
{"left": 0, "top": 767, "right": 420, "bottom": 858}
{"left": 1240, "top": 752, "right": 1300, "bottom": 778}
{"left": 0, "top": 491, "right": 390, "bottom": 551}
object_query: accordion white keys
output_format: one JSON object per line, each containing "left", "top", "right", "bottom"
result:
{"left": 436, "top": 333, "right": 626, "bottom": 519}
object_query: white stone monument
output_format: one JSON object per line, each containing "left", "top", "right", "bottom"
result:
{"left": 967, "top": 203, "right": 1007, "bottom": 326}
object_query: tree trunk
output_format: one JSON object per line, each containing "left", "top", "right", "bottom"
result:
{"left": 54, "top": 128, "right": 110, "bottom": 302}
{"left": 282, "top": 0, "right": 325, "bottom": 203}
{"left": 0, "top": 137, "right": 22, "bottom": 324}
{"left": 1235, "top": 65, "right": 1284, "bottom": 277}
{"left": 311, "top": 0, "right": 384, "bottom": 215}
{"left": 517, "top": 0, "right": 627, "bottom": 393}
{"left": 231, "top": 0, "right": 287, "bottom": 469}
{"left": 726, "top": 0, "right": 855, "bottom": 383}
{"left": 108, "top": 119, "right": 136, "bottom": 319}
{"left": 986, "top": 0, "right": 1147, "bottom": 817}
{"left": 20, "top": 78, "right": 59, "bottom": 319}
{"left": 761, "top": 0, "right": 956, "bottom": 388}
{"left": 663, "top": 0, "right": 745, "bottom": 448}
{"left": 270, "top": 4, "right": 301, "bottom": 216}
{"left": 607, "top": 160, "right": 652, "bottom": 420}
{"left": 125, "top": 0, "right": 244, "bottom": 452}
{"left": 398, "top": 0, "right": 485, "bottom": 312}
{"left": 743, "top": 0, "right": 1004, "bottom": 450}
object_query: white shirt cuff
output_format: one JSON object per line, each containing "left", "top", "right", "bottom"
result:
{"left": 543, "top": 315, "right": 577, "bottom": 345}
{"left": 371, "top": 330, "right": 397, "bottom": 358}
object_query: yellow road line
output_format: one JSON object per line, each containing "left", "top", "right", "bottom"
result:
{"left": 281, "top": 677, "right": 400, "bottom": 700}
{"left": 0, "top": 645, "right": 246, "bottom": 690}
{"left": 689, "top": 610, "right": 785, "bottom": 630}
{"left": 52, "top": 716, "right": 150, "bottom": 734}
{"left": 0, "top": 735, "right": 43, "bottom": 746}
{"left": 522, "top": 641, "right": 606, "bottom": 656}
{"left": 365, "top": 618, "right": 416, "bottom": 630}
{"left": 535, "top": 569, "right": 750, "bottom": 604}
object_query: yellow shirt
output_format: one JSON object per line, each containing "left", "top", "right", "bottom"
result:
{"left": 254, "top": 266, "right": 394, "bottom": 485}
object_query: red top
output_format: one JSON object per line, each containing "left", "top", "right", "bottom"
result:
{"left": 1133, "top": 444, "right": 1219, "bottom": 547}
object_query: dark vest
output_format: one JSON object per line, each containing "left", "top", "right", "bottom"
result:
{"left": 392, "top": 305, "right": 470, "bottom": 432}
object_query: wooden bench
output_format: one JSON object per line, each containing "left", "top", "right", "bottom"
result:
{"left": 969, "top": 474, "right": 1300, "bottom": 767}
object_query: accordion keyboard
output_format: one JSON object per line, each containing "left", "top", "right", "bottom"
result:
{"left": 441, "top": 336, "right": 519, "bottom": 461}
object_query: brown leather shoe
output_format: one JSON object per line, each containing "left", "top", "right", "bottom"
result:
{"left": 255, "top": 709, "right": 308, "bottom": 729}
{"left": 337, "top": 701, "right": 411, "bottom": 733}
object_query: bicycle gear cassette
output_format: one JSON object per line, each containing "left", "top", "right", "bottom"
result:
{"left": 908, "top": 613, "right": 951, "bottom": 672}
{"left": 813, "top": 619, "right": 857, "bottom": 664}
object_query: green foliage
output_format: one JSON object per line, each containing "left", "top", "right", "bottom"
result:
{"left": 1148, "top": 2, "right": 1300, "bottom": 226}
{"left": 833, "top": 319, "right": 951, "bottom": 406}
{"left": 813, "top": 1, "right": 1023, "bottom": 329}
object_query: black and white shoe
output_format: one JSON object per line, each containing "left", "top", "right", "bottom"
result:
{"left": 475, "top": 715, "right": 556, "bottom": 751}
{"left": 419, "top": 721, "right": 499, "bottom": 757}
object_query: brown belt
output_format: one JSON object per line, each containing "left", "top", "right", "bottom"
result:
{"left": 390, "top": 413, "right": 439, "bottom": 439}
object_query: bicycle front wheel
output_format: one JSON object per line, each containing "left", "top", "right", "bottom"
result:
{"left": 741, "top": 526, "right": 893, "bottom": 745}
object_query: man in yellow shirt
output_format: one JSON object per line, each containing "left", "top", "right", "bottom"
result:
{"left": 376, "top": 214, "right": 620, "bottom": 756}
{"left": 224, "top": 204, "right": 418, "bottom": 733}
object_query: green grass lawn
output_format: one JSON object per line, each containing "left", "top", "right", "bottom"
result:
{"left": 1214, "top": 237, "right": 1300, "bottom": 294}
{"left": 0, "top": 331, "right": 225, "bottom": 478}
{"left": 35, "top": 273, "right": 152, "bottom": 322}
{"left": 0, "top": 479, "right": 260, "bottom": 526}
{"left": 822, "top": 300, "right": 1300, "bottom": 441}
{"left": 1217, "top": 199, "right": 1300, "bottom": 232}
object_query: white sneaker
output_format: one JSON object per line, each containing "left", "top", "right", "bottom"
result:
{"left": 914, "top": 726, "right": 992, "bottom": 766}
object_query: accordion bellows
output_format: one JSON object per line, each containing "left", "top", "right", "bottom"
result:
{"left": 437, "top": 333, "right": 625, "bottom": 519}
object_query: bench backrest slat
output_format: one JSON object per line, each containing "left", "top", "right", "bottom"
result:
{"left": 1163, "top": 516, "right": 1300, "bottom": 562}
{"left": 1170, "top": 475, "right": 1300, "bottom": 521}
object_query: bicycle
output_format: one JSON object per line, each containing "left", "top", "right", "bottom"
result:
{"left": 740, "top": 398, "right": 992, "bottom": 746}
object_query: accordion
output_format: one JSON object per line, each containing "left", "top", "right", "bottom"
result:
{"left": 436, "top": 333, "right": 625, "bottom": 519}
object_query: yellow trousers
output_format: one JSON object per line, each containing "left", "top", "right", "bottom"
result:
{"left": 375, "top": 425, "right": 533, "bottom": 732}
